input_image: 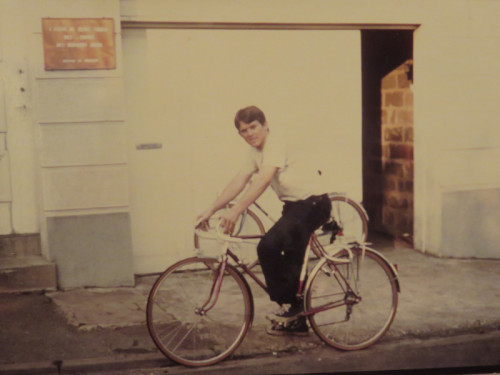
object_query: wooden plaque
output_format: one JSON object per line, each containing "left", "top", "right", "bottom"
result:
{"left": 42, "top": 18, "right": 116, "bottom": 70}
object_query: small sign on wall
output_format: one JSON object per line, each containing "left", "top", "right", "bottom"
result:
{"left": 42, "top": 18, "right": 116, "bottom": 70}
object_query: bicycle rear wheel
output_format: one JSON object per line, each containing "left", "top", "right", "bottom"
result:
{"left": 316, "top": 195, "right": 368, "bottom": 251}
{"left": 147, "top": 257, "right": 253, "bottom": 367}
{"left": 194, "top": 206, "right": 265, "bottom": 268}
{"left": 306, "top": 247, "right": 398, "bottom": 350}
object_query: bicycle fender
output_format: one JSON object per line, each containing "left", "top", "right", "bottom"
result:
{"left": 305, "top": 257, "right": 329, "bottom": 294}
{"left": 363, "top": 247, "right": 401, "bottom": 293}
{"left": 306, "top": 248, "right": 401, "bottom": 294}
{"left": 328, "top": 192, "right": 370, "bottom": 222}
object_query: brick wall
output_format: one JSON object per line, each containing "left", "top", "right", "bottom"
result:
{"left": 381, "top": 60, "right": 414, "bottom": 238}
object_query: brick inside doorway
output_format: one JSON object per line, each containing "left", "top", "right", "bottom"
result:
{"left": 361, "top": 30, "right": 414, "bottom": 243}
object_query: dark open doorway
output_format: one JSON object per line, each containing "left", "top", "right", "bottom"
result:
{"left": 361, "top": 30, "right": 414, "bottom": 244}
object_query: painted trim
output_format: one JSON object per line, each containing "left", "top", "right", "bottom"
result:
{"left": 121, "top": 21, "right": 420, "bottom": 31}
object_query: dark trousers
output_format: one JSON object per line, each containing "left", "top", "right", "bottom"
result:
{"left": 257, "top": 194, "right": 331, "bottom": 305}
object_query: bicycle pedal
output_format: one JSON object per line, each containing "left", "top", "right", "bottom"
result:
{"left": 270, "top": 320, "right": 286, "bottom": 328}
{"left": 266, "top": 316, "right": 280, "bottom": 325}
{"left": 266, "top": 314, "right": 300, "bottom": 325}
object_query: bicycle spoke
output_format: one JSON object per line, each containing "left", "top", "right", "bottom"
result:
{"left": 165, "top": 323, "right": 184, "bottom": 347}
{"left": 170, "top": 321, "right": 198, "bottom": 352}
{"left": 306, "top": 249, "right": 398, "bottom": 350}
{"left": 147, "top": 257, "right": 253, "bottom": 367}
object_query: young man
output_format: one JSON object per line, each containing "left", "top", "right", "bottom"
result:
{"left": 197, "top": 105, "right": 331, "bottom": 336}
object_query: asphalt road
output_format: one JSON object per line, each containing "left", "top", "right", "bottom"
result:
{"left": 87, "top": 331, "right": 500, "bottom": 375}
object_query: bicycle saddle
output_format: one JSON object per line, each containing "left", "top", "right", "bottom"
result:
{"left": 321, "top": 219, "right": 341, "bottom": 244}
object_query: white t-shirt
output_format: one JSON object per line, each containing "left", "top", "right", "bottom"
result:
{"left": 240, "top": 131, "right": 325, "bottom": 202}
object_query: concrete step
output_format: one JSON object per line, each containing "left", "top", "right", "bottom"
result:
{"left": 0, "top": 234, "right": 41, "bottom": 257}
{"left": 0, "top": 255, "right": 57, "bottom": 294}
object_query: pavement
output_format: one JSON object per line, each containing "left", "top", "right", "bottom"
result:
{"left": 1, "top": 234, "right": 500, "bottom": 374}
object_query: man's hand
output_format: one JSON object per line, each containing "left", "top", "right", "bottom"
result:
{"left": 219, "top": 208, "right": 240, "bottom": 235}
{"left": 196, "top": 208, "right": 215, "bottom": 230}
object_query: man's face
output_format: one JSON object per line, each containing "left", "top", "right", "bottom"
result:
{"left": 238, "top": 120, "right": 269, "bottom": 150}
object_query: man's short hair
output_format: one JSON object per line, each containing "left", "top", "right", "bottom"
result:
{"left": 234, "top": 106, "right": 266, "bottom": 130}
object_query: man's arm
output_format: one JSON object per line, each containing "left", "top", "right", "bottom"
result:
{"left": 196, "top": 171, "right": 253, "bottom": 225}
{"left": 220, "top": 165, "right": 278, "bottom": 233}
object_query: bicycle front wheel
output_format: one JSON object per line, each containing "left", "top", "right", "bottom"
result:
{"left": 147, "top": 257, "right": 253, "bottom": 367}
{"left": 306, "top": 247, "right": 398, "bottom": 350}
{"left": 316, "top": 195, "right": 368, "bottom": 251}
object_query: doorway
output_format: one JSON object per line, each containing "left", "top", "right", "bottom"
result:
{"left": 361, "top": 30, "right": 414, "bottom": 243}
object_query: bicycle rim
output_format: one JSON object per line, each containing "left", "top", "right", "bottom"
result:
{"left": 147, "top": 257, "right": 253, "bottom": 367}
{"left": 306, "top": 248, "right": 398, "bottom": 350}
{"left": 194, "top": 206, "right": 265, "bottom": 268}
{"left": 316, "top": 196, "right": 368, "bottom": 250}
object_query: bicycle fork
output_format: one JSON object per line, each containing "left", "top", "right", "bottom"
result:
{"left": 195, "top": 257, "right": 228, "bottom": 316}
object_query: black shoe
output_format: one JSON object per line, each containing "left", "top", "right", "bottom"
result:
{"left": 265, "top": 303, "right": 303, "bottom": 324}
{"left": 266, "top": 316, "right": 309, "bottom": 337}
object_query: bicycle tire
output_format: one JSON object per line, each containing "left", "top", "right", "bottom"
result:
{"left": 147, "top": 257, "right": 254, "bottom": 367}
{"left": 315, "top": 195, "right": 369, "bottom": 252}
{"left": 194, "top": 206, "right": 266, "bottom": 269}
{"left": 306, "top": 247, "right": 398, "bottom": 350}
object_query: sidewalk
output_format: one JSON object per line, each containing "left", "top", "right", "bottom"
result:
{"left": 1, "top": 234, "right": 500, "bottom": 373}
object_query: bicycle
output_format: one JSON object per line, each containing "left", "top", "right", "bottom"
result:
{"left": 194, "top": 192, "right": 369, "bottom": 268}
{"left": 147, "top": 221, "right": 400, "bottom": 367}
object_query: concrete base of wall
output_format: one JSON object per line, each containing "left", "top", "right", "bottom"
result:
{"left": 47, "top": 213, "right": 135, "bottom": 289}
{"left": 442, "top": 188, "right": 500, "bottom": 258}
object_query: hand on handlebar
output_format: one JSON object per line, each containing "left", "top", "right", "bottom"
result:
{"left": 194, "top": 213, "right": 243, "bottom": 244}
{"left": 196, "top": 208, "right": 215, "bottom": 231}
{"left": 219, "top": 209, "right": 239, "bottom": 235}
{"left": 195, "top": 206, "right": 240, "bottom": 235}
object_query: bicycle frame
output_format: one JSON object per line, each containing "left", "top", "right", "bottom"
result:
{"left": 231, "top": 208, "right": 328, "bottom": 261}
{"left": 195, "top": 227, "right": 367, "bottom": 319}
{"left": 237, "top": 192, "right": 368, "bottom": 234}
{"left": 149, "top": 218, "right": 399, "bottom": 366}
{"left": 230, "top": 193, "right": 368, "bottom": 261}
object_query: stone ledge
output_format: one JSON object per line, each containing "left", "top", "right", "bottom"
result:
{"left": 0, "top": 256, "right": 57, "bottom": 294}
{"left": 0, "top": 234, "right": 41, "bottom": 257}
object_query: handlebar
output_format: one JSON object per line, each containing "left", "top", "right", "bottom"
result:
{"left": 195, "top": 219, "right": 243, "bottom": 243}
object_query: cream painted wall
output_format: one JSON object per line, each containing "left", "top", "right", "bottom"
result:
{"left": 0, "top": 0, "right": 136, "bottom": 287}
{"left": 123, "top": 28, "right": 361, "bottom": 272}
{"left": 1, "top": 0, "right": 499, "bottom": 270}
{"left": 0, "top": 0, "right": 127, "bottom": 238}
{"left": 119, "top": 0, "right": 427, "bottom": 24}
{"left": 0, "top": 79, "right": 12, "bottom": 234}
{"left": 411, "top": 1, "right": 500, "bottom": 255}
{"left": 122, "top": 0, "right": 500, "bottom": 258}
{"left": 0, "top": 1, "right": 40, "bottom": 235}
{"left": 31, "top": 3, "right": 132, "bottom": 281}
